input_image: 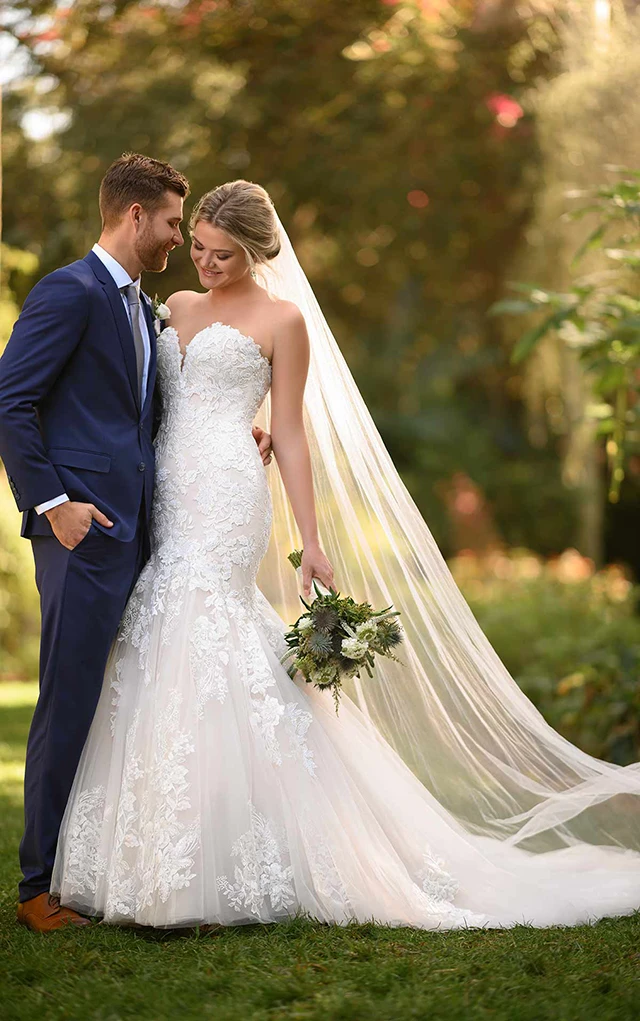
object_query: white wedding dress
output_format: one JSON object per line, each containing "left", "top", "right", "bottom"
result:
{"left": 52, "top": 321, "right": 640, "bottom": 929}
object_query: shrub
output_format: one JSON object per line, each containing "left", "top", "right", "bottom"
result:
{"left": 451, "top": 548, "right": 640, "bottom": 765}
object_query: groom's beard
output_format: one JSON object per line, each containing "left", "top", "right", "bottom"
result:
{"left": 135, "top": 227, "right": 169, "bottom": 273}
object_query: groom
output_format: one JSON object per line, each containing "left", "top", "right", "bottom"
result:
{"left": 0, "top": 153, "right": 272, "bottom": 932}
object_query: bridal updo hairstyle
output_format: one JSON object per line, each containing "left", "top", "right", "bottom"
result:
{"left": 189, "top": 180, "right": 281, "bottom": 269}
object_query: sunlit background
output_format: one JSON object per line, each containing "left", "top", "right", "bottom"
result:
{"left": 1, "top": 0, "right": 640, "bottom": 765}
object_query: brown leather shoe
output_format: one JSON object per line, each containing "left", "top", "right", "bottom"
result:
{"left": 17, "top": 893, "right": 92, "bottom": 933}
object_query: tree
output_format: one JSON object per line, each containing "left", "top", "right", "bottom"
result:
{"left": 2, "top": 1, "right": 582, "bottom": 557}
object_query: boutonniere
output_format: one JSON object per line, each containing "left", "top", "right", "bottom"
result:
{"left": 152, "top": 294, "right": 171, "bottom": 336}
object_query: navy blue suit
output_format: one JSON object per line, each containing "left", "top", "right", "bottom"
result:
{"left": 0, "top": 251, "right": 157, "bottom": 901}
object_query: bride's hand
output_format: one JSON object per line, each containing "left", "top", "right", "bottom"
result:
{"left": 252, "top": 425, "right": 273, "bottom": 466}
{"left": 301, "top": 545, "right": 334, "bottom": 597}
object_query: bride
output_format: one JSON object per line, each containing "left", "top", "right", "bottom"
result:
{"left": 53, "top": 181, "right": 640, "bottom": 929}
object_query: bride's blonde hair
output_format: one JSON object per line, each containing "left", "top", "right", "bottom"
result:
{"left": 189, "top": 180, "right": 281, "bottom": 268}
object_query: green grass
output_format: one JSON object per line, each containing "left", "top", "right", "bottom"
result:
{"left": 1, "top": 684, "right": 639, "bottom": 1021}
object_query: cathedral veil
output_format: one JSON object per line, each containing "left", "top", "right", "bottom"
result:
{"left": 254, "top": 214, "right": 640, "bottom": 855}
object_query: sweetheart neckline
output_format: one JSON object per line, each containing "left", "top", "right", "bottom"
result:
{"left": 162, "top": 323, "right": 271, "bottom": 373}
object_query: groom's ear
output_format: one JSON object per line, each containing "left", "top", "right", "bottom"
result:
{"left": 129, "top": 203, "right": 144, "bottom": 229}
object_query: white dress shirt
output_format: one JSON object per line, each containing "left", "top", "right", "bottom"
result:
{"left": 35, "top": 244, "right": 153, "bottom": 515}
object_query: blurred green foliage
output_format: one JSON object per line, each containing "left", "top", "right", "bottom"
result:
{"left": 492, "top": 170, "right": 640, "bottom": 502}
{"left": 0, "top": 245, "right": 41, "bottom": 681}
{"left": 2, "top": 0, "right": 580, "bottom": 556}
{"left": 0, "top": 474, "right": 39, "bottom": 682}
{"left": 452, "top": 547, "right": 640, "bottom": 765}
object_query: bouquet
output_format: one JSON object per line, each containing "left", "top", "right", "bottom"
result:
{"left": 281, "top": 550, "right": 404, "bottom": 711}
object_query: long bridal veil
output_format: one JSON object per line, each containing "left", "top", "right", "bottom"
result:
{"left": 254, "top": 214, "right": 640, "bottom": 857}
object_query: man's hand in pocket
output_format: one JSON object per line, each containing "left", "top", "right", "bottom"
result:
{"left": 45, "top": 502, "right": 113, "bottom": 550}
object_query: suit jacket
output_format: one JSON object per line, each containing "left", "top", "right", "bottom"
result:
{"left": 0, "top": 251, "right": 158, "bottom": 544}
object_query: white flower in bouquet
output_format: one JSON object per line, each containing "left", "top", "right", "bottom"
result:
{"left": 298, "top": 616, "right": 314, "bottom": 634}
{"left": 341, "top": 637, "right": 369, "bottom": 660}
{"left": 355, "top": 621, "right": 378, "bottom": 642}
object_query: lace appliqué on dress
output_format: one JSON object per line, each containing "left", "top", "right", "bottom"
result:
{"left": 104, "top": 693, "right": 201, "bottom": 918}
{"left": 412, "top": 848, "right": 487, "bottom": 928}
{"left": 419, "top": 848, "right": 460, "bottom": 903}
{"left": 189, "top": 614, "right": 230, "bottom": 714}
{"left": 300, "top": 811, "right": 352, "bottom": 913}
{"left": 239, "top": 613, "right": 317, "bottom": 776}
{"left": 216, "top": 803, "right": 295, "bottom": 916}
{"left": 63, "top": 785, "right": 108, "bottom": 897}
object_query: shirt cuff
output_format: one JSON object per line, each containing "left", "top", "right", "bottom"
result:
{"left": 35, "top": 493, "right": 70, "bottom": 515}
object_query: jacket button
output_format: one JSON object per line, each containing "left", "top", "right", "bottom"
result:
{"left": 138, "top": 462, "right": 146, "bottom": 472}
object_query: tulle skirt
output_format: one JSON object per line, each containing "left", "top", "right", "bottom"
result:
{"left": 52, "top": 558, "right": 640, "bottom": 929}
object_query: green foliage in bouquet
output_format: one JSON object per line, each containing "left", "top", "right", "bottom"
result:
{"left": 282, "top": 550, "right": 403, "bottom": 711}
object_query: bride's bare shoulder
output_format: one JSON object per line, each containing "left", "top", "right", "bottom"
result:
{"left": 265, "top": 300, "right": 308, "bottom": 363}
{"left": 268, "top": 298, "right": 306, "bottom": 333}
{"left": 166, "top": 290, "right": 202, "bottom": 311}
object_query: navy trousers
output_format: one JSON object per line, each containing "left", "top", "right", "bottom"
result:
{"left": 19, "top": 521, "right": 146, "bottom": 902}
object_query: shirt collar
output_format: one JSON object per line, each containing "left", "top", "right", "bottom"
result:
{"left": 92, "top": 243, "right": 141, "bottom": 293}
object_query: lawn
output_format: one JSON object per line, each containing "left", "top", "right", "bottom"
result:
{"left": 1, "top": 683, "right": 639, "bottom": 1021}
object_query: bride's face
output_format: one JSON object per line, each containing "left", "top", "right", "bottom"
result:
{"left": 190, "top": 221, "right": 250, "bottom": 290}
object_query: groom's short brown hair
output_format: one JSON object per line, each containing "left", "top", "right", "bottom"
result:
{"left": 99, "top": 153, "right": 190, "bottom": 229}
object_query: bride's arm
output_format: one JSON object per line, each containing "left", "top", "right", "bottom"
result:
{"left": 270, "top": 305, "right": 334, "bottom": 596}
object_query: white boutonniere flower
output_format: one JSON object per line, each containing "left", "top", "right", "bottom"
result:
{"left": 152, "top": 294, "right": 171, "bottom": 336}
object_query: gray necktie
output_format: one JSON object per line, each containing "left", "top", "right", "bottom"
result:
{"left": 121, "top": 283, "right": 145, "bottom": 404}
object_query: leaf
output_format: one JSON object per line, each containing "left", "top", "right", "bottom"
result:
{"left": 605, "top": 248, "right": 640, "bottom": 268}
{"left": 602, "top": 295, "right": 640, "bottom": 315}
{"left": 592, "top": 363, "right": 627, "bottom": 394}
{"left": 565, "top": 204, "right": 608, "bottom": 221}
{"left": 505, "top": 282, "right": 553, "bottom": 299}
{"left": 488, "top": 299, "right": 536, "bottom": 317}
{"left": 572, "top": 224, "right": 606, "bottom": 266}
{"left": 594, "top": 418, "right": 615, "bottom": 436}
{"left": 510, "top": 308, "right": 573, "bottom": 364}
{"left": 585, "top": 402, "right": 614, "bottom": 419}
{"left": 601, "top": 317, "right": 640, "bottom": 343}
{"left": 603, "top": 164, "right": 640, "bottom": 177}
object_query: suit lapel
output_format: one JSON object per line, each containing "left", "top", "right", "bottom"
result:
{"left": 141, "top": 292, "right": 158, "bottom": 417}
{"left": 84, "top": 251, "right": 140, "bottom": 413}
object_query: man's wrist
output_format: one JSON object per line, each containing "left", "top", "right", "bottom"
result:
{"left": 44, "top": 500, "right": 70, "bottom": 523}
